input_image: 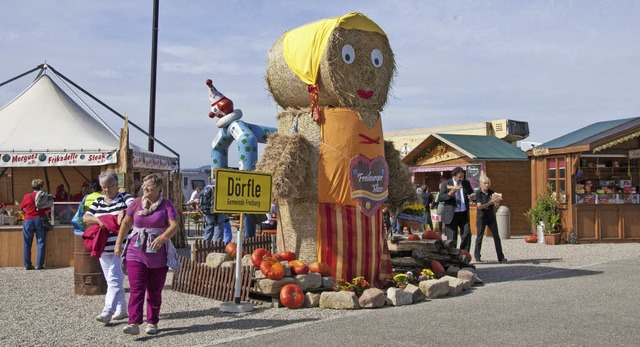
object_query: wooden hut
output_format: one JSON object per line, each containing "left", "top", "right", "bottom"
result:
{"left": 402, "top": 133, "right": 531, "bottom": 236}
{"left": 527, "top": 117, "right": 640, "bottom": 242}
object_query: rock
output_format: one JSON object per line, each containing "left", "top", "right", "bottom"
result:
{"left": 386, "top": 287, "right": 413, "bottom": 306}
{"left": 445, "top": 266, "right": 460, "bottom": 277}
{"left": 457, "top": 269, "right": 475, "bottom": 283}
{"left": 294, "top": 273, "right": 322, "bottom": 291}
{"left": 459, "top": 278, "right": 472, "bottom": 290}
{"left": 280, "top": 261, "right": 292, "bottom": 277}
{"left": 441, "top": 275, "right": 464, "bottom": 296}
{"left": 419, "top": 279, "right": 449, "bottom": 299}
{"left": 254, "top": 269, "right": 266, "bottom": 279}
{"left": 220, "top": 260, "right": 235, "bottom": 269}
{"left": 254, "top": 277, "right": 295, "bottom": 295}
{"left": 319, "top": 291, "right": 360, "bottom": 309}
{"left": 404, "top": 283, "right": 425, "bottom": 302}
{"left": 204, "top": 253, "right": 231, "bottom": 268}
{"left": 241, "top": 254, "right": 253, "bottom": 267}
{"left": 322, "top": 276, "right": 335, "bottom": 290}
{"left": 358, "top": 288, "right": 386, "bottom": 308}
{"left": 473, "top": 273, "right": 484, "bottom": 285}
{"left": 304, "top": 292, "right": 321, "bottom": 308}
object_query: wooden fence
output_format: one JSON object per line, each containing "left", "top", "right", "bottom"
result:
{"left": 171, "top": 235, "right": 274, "bottom": 302}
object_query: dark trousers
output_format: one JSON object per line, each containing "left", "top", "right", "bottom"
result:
{"left": 445, "top": 211, "right": 471, "bottom": 252}
{"left": 475, "top": 216, "right": 505, "bottom": 261}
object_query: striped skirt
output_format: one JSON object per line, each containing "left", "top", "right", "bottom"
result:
{"left": 317, "top": 203, "right": 392, "bottom": 287}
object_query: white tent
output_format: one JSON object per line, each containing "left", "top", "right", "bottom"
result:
{"left": 0, "top": 73, "right": 177, "bottom": 170}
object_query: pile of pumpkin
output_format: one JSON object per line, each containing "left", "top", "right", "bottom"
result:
{"left": 225, "top": 243, "right": 331, "bottom": 309}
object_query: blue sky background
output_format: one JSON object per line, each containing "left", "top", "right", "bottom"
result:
{"left": 2, "top": 1, "right": 640, "bottom": 168}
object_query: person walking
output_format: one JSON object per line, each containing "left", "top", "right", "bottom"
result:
{"left": 115, "top": 173, "right": 179, "bottom": 335}
{"left": 420, "top": 185, "right": 434, "bottom": 231}
{"left": 19, "top": 179, "right": 50, "bottom": 270}
{"left": 474, "top": 175, "right": 507, "bottom": 263}
{"left": 83, "top": 171, "right": 133, "bottom": 324}
{"left": 438, "top": 167, "right": 475, "bottom": 251}
{"left": 200, "top": 183, "right": 226, "bottom": 242}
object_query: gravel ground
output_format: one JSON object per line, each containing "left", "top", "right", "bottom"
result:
{"left": 2, "top": 235, "right": 639, "bottom": 346}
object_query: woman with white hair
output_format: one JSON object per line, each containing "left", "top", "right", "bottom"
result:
{"left": 474, "top": 175, "right": 506, "bottom": 263}
{"left": 83, "top": 170, "right": 133, "bottom": 324}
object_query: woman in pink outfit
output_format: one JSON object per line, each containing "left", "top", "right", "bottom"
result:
{"left": 115, "top": 173, "right": 178, "bottom": 335}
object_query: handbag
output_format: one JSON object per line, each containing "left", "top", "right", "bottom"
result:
{"left": 71, "top": 196, "right": 88, "bottom": 235}
{"left": 41, "top": 216, "right": 53, "bottom": 232}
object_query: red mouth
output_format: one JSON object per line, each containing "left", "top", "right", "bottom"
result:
{"left": 357, "top": 89, "right": 374, "bottom": 99}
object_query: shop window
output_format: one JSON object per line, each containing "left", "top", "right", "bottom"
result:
{"left": 547, "top": 157, "right": 566, "bottom": 197}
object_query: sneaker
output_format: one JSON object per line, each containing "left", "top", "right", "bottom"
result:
{"left": 25, "top": 266, "right": 34, "bottom": 270}
{"left": 112, "top": 312, "right": 128, "bottom": 320}
{"left": 95, "top": 312, "right": 112, "bottom": 324}
{"left": 145, "top": 324, "right": 158, "bottom": 335}
{"left": 123, "top": 324, "right": 140, "bottom": 335}
{"left": 498, "top": 258, "right": 508, "bottom": 263}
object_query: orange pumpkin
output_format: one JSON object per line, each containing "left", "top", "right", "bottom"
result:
{"left": 525, "top": 235, "right": 538, "bottom": 243}
{"left": 407, "top": 234, "right": 420, "bottom": 241}
{"left": 309, "top": 261, "right": 331, "bottom": 276}
{"left": 271, "top": 253, "right": 283, "bottom": 261}
{"left": 288, "top": 260, "right": 309, "bottom": 275}
{"left": 279, "top": 251, "right": 297, "bottom": 262}
{"left": 280, "top": 284, "right": 304, "bottom": 309}
{"left": 431, "top": 259, "right": 445, "bottom": 276}
{"left": 260, "top": 257, "right": 285, "bottom": 280}
{"left": 422, "top": 230, "right": 441, "bottom": 240}
{"left": 251, "top": 248, "right": 271, "bottom": 267}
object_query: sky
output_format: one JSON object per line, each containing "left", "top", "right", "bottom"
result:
{"left": 1, "top": 0, "right": 640, "bottom": 169}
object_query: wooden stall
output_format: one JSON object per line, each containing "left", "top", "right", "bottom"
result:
{"left": 527, "top": 117, "right": 640, "bottom": 242}
{"left": 0, "top": 69, "right": 180, "bottom": 267}
{"left": 402, "top": 133, "right": 531, "bottom": 236}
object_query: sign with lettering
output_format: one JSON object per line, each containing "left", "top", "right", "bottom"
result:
{"left": 466, "top": 164, "right": 482, "bottom": 190}
{"left": 532, "top": 147, "right": 549, "bottom": 156}
{"left": 213, "top": 168, "right": 272, "bottom": 213}
{"left": 0, "top": 151, "right": 117, "bottom": 167}
{"left": 629, "top": 149, "right": 640, "bottom": 159}
{"left": 348, "top": 155, "right": 389, "bottom": 217}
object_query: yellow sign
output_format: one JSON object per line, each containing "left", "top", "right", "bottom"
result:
{"left": 213, "top": 169, "right": 272, "bottom": 213}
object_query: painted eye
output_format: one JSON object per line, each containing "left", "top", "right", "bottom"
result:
{"left": 342, "top": 44, "right": 355, "bottom": 64}
{"left": 371, "top": 49, "right": 383, "bottom": 68}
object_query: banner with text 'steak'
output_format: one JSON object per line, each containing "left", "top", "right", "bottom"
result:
{"left": 213, "top": 169, "right": 272, "bottom": 214}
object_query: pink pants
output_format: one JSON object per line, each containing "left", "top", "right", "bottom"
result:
{"left": 126, "top": 260, "right": 168, "bottom": 325}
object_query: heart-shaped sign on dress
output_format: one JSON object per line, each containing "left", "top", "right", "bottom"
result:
{"left": 348, "top": 154, "right": 389, "bottom": 216}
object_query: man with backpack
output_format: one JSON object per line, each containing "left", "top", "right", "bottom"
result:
{"left": 199, "top": 183, "right": 227, "bottom": 242}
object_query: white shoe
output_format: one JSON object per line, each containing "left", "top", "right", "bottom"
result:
{"left": 112, "top": 312, "right": 128, "bottom": 320}
{"left": 145, "top": 323, "right": 158, "bottom": 335}
{"left": 123, "top": 324, "right": 140, "bottom": 335}
{"left": 95, "top": 312, "right": 112, "bottom": 324}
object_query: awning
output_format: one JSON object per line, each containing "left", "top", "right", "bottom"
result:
{"left": 410, "top": 165, "right": 467, "bottom": 173}
{"left": 0, "top": 150, "right": 118, "bottom": 167}
{"left": 593, "top": 131, "right": 640, "bottom": 153}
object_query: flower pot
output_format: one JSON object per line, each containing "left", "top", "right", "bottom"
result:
{"left": 399, "top": 285, "right": 407, "bottom": 291}
{"left": 543, "top": 232, "right": 561, "bottom": 245}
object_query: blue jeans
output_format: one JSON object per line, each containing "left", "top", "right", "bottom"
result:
{"left": 23, "top": 217, "right": 46, "bottom": 269}
{"left": 204, "top": 213, "right": 226, "bottom": 242}
{"left": 223, "top": 221, "right": 232, "bottom": 243}
{"left": 243, "top": 214, "right": 256, "bottom": 239}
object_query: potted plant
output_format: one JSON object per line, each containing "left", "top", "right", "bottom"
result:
{"left": 393, "top": 271, "right": 415, "bottom": 290}
{"left": 524, "top": 184, "right": 563, "bottom": 245}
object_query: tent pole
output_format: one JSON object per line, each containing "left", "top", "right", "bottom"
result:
{"left": 147, "top": 0, "right": 159, "bottom": 152}
{"left": 0, "top": 65, "right": 43, "bottom": 88}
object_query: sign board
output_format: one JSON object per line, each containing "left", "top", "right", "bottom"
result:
{"left": 532, "top": 147, "right": 549, "bottom": 156}
{"left": 629, "top": 149, "right": 640, "bottom": 159}
{"left": 213, "top": 169, "right": 272, "bottom": 214}
{"left": 466, "top": 164, "right": 482, "bottom": 190}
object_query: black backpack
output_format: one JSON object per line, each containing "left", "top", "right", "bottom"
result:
{"left": 199, "top": 185, "right": 214, "bottom": 215}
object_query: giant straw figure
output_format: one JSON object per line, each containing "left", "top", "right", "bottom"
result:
{"left": 258, "top": 12, "right": 415, "bottom": 286}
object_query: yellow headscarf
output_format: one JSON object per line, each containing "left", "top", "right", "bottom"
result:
{"left": 282, "top": 12, "right": 386, "bottom": 85}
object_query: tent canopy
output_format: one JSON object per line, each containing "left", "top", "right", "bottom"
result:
{"left": 0, "top": 73, "right": 177, "bottom": 169}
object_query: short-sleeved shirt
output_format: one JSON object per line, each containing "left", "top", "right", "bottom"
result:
{"left": 125, "top": 198, "right": 178, "bottom": 268}
{"left": 86, "top": 192, "right": 134, "bottom": 253}
{"left": 476, "top": 189, "right": 496, "bottom": 219}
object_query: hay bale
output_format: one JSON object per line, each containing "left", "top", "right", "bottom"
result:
{"left": 266, "top": 28, "right": 395, "bottom": 112}
{"left": 385, "top": 140, "right": 418, "bottom": 212}
{"left": 278, "top": 198, "right": 318, "bottom": 264}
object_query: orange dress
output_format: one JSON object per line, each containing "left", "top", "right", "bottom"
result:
{"left": 316, "top": 107, "right": 392, "bottom": 287}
